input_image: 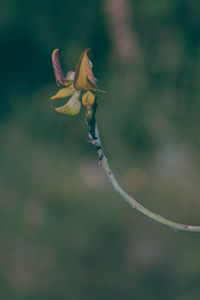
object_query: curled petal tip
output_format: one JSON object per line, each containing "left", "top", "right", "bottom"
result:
{"left": 52, "top": 49, "right": 66, "bottom": 85}
{"left": 55, "top": 92, "right": 81, "bottom": 115}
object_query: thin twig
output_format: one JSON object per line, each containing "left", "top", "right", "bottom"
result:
{"left": 87, "top": 102, "right": 200, "bottom": 233}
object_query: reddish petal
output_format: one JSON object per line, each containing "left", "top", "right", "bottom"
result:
{"left": 52, "top": 49, "right": 66, "bottom": 85}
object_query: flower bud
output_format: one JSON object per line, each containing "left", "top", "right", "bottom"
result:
{"left": 82, "top": 91, "right": 95, "bottom": 107}
{"left": 85, "top": 106, "right": 93, "bottom": 122}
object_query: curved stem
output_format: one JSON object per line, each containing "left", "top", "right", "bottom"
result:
{"left": 99, "top": 148, "right": 200, "bottom": 232}
{"left": 87, "top": 109, "right": 200, "bottom": 233}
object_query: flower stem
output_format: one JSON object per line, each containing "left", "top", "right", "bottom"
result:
{"left": 87, "top": 103, "right": 200, "bottom": 233}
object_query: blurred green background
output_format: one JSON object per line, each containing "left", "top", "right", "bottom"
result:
{"left": 1, "top": 0, "right": 200, "bottom": 299}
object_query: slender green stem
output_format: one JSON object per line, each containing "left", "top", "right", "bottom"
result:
{"left": 99, "top": 148, "right": 200, "bottom": 232}
{"left": 87, "top": 108, "right": 200, "bottom": 233}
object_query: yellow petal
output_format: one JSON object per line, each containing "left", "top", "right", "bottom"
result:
{"left": 55, "top": 92, "right": 81, "bottom": 115}
{"left": 82, "top": 91, "right": 96, "bottom": 107}
{"left": 50, "top": 85, "right": 76, "bottom": 100}
{"left": 74, "top": 48, "right": 97, "bottom": 92}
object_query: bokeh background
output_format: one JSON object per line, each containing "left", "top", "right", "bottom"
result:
{"left": 1, "top": 0, "right": 200, "bottom": 299}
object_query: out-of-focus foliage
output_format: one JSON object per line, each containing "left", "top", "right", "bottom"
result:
{"left": 1, "top": 0, "right": 200, "bottom": 299}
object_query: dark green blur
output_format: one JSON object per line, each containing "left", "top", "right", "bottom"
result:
{"left": 1, "top": 0, "right": 200, "bottom": 299}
